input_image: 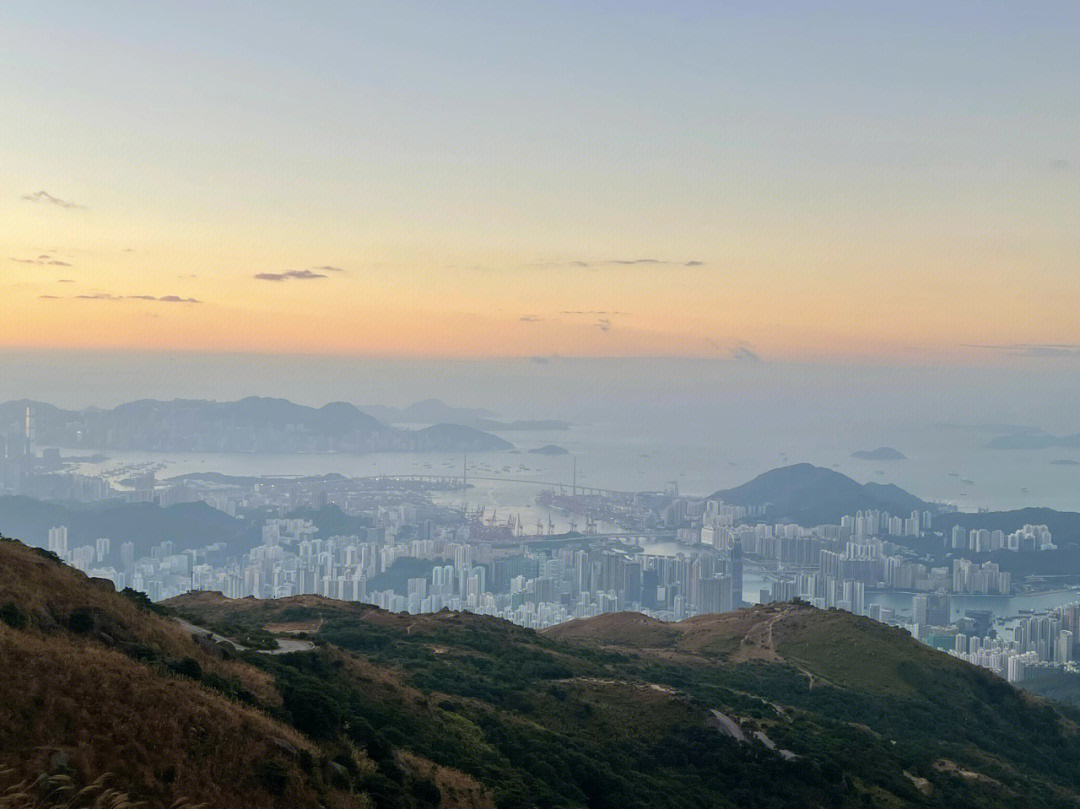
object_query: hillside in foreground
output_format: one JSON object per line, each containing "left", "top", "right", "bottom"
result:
{"left": 5, "top": 537, "right": 1080, "bottom": 808}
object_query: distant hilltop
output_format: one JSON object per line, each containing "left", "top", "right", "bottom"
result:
{"left": 851, "top": 447, "right": 906, "bottom": 461}
{"left": 985, "top": 431, "right": 1080, "bottom": 450}
{"left": 528, "top": 444, "right": 569, "bottom": 455}
{"left": 356, "top": 397, "right": 497, "bottom": 424}
{"left": 357, "top": 398, "right": 570, "bottom": 431}
{"left": 0, "top": 397, "right": 512, "bottom": 454}
{"left": 711, "top": 463, "right": 930, "bottom": 526}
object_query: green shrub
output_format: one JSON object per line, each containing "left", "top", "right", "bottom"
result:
{"left": 169, "top": 657, "right": 203, "bottom": 680}
{"left": 282, "top": 682, "right": 341, "bottom": 740}
{"left": 67, "top": 608, "right": 95, "bottom": 634}
{"left": 254, "top": 759, "right": 291, "bottom": 794}
{"left": 120, "top": 587, "right": 170, "bottom": 615}
{"left": 0, "top": 602, "right": 27, "bottom": 629}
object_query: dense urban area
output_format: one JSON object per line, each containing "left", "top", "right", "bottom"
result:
{"left": 4, "top": 402, "right": 1078, "bottom": 703}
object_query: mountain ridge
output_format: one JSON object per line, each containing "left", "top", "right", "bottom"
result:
{"left": 0, "top": 397, "right": 511, "bottom": 453}
{"left": 985, "top": 432, "right": 1080, "bottom": 450}
{"left": 710, "top": 463, "right": 931, "bottom": 526}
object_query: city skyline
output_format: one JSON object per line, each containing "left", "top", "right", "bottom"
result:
{"left": 3, "top": 2, "right": 1078, "bottom": 362}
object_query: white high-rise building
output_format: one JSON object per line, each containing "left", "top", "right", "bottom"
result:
{"left": 1056, "top": 630, "right": 1074, "bottom": 664}
{"left": 48, "top": 525, "right": 68, "bottom": 556}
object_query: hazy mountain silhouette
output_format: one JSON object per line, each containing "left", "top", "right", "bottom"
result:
{"left": 985, "top": 432, "right": 1080, "bottom": 450}
{"left": 851, "top": 447, "right": 906, "bottom": 461}
{"left": 0, "top": 496, "right": 251, "bottom": 557}
{"left": 529, "top": 444, "right": 570, "bottom": 455}
{"left": 0, "top": 397, "right": 510, "bottom": 453}
{"left": 358, "top": 398, "right": 498, "bottom": 424}
{"left": 711, "top": 463, "right": 929, "bottom": 525}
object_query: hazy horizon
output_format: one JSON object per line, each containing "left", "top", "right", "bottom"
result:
{"left": 3, "top": 349, "right": 1079, "bottom": 424}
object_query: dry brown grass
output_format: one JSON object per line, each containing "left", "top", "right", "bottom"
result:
{"left": 395, "top": 751, "right": 494, "bottom": 809}
{"left": 0, "top": 624, "right": 366, "bottom": 808}
{"left": 263, "top": 620, "right": 321, "bottom": 634}
{"left": 165, "top": 591, "right": 370, "bottom": 624}
{"left": 542, "top": 611, "right": 678, "bottom": 646}
{"left": 0, "top": 766, "right": 154, "bottom": 808}
{"left": 542, "top": 602, "right": 802, "bottom": 663}
{"left": 0, "top": 540, "right": 369, "bottom": 808}
{"left": 0, "top": 541, "right": 277, "bottom": 704}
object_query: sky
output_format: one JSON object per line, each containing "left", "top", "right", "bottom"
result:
{"left": 1, "top": 2, "right": 1077, "bottom": 363}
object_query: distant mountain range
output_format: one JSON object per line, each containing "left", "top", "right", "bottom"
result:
{"left": 529, "top": 444, "right": 569, "bottom": 455}
{"left": 0, "top": 397, "right": 513, "bottom": 454}
{"left": 984, "top": 431, "right": 1080, "bottom": 450}
{"left": 460, "top": 418, "right": 572, "bottom": 432}
{"left": 358, "top": 398, "right": 570, "bottom": 431}
{"left": 851, "top": 447, "right": 906, "bottom": 461}
{"left": 0, "top": 495, "right": 251, "bottom": 558}
{"left": 356, "top": 397, "right": 497, "bottom": 424}
{"left": 0, "top": 496, "right": 392, "bottom": 560}
{"left": 711, "top": 463, "right": 931, "bottom": 526}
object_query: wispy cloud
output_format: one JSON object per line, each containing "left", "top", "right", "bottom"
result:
{"left": 732, "top": 345, "right": 760, "bottom": 362}
{"left": 1049, "top": 159, "right": 1070, "bottom": 171}
{"left": 527, "top": 259, "right": 704, "bottom": 270}
{"left": 707, "top": 337, "right": 762, "bottom": 362}
{"left": 254, "top": 269, "right": 328, "bottom": 281}
{"left": 10, "top": 254, "right": 71, "bottom": 266}
{"left": 312, "top": 265, "right": 346, "bottom": 273}
{"left": 560, "top": 310, "right": 627, "bottom": 315}
{"left": 519, "top": 315, "right": 543, "bottom": 322}
{"left": 58, "top": 279, "right": 74, "bottom": 283}
{"left": 963, "top": 343, "right": 1080, "bottom": 358}
{"left": 45, "top": 292, "right": 201, "bottom": 303}
{"left": 595, "top": 258, "right": 703, "bottom": 268}
{"left": 595, "top": 318, "right": 612, "bottom": 333}
{"left": 20, "top": 190, "right": 84, "bottom": 209}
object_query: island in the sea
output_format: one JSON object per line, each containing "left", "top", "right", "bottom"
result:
{"left": 851, "top": 447, "right": 906, "bottom": 461}
{"left": 529, "top": 444, "right": 570, "bottom": 455}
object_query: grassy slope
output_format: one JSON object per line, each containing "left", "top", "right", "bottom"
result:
{"left": 7, "top": 535, "right": 1080, "bottom": 809}
{"left": 0, "top": 538, "right": 488, "bottom": 809}
{"left": 548, "top": 604, "right": 1080, "bottom": 807}
{"left": 170, "top": 593, "right": 1080, "bottom": 809}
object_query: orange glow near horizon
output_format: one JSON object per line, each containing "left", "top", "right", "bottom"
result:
{"left": 2, "top": 5, "right": 1077, "bottom": 364}
{"left": 2, "top": 227, "right": 1076, "bottom": 363}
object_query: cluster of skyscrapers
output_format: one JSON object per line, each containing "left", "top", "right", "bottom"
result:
{"left": 948, "top": 605, "right": 1080, "bottom": 685}
{"left": 950, "top": 524, "right": 1056, "bottom": 553}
